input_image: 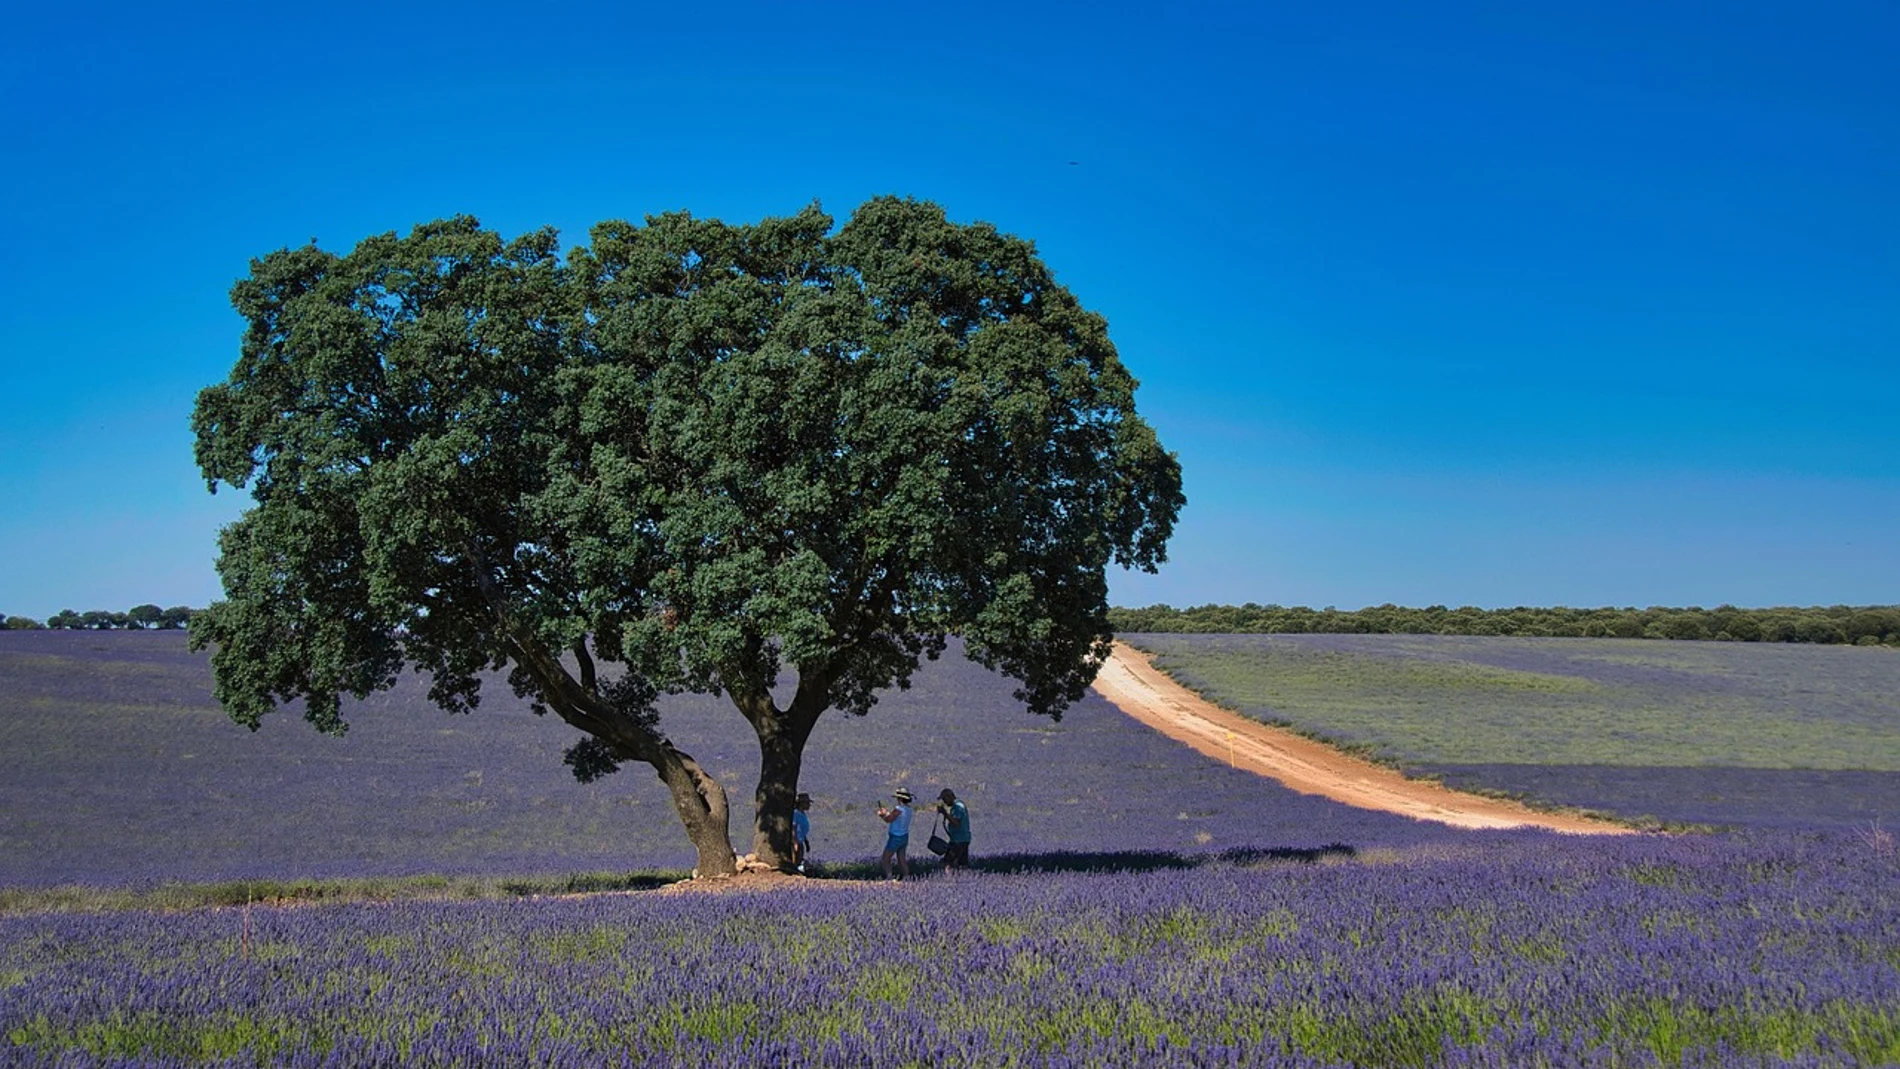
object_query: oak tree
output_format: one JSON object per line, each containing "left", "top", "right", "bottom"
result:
{"left": 191, "top": 198, "right": 1183, "bottom": 875}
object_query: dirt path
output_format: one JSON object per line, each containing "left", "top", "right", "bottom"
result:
{"left": 1090, "top": 642, "right": 1633, "bottom": 834}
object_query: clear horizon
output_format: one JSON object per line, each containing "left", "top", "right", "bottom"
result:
{"left": 3, "top": 2, "right": 1895, "bottom": 621}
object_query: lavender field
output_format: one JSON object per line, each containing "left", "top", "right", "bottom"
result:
{"left": 0, "top": 631, "right": 1457, "bottom": 890}
{"left": 1128, "top": 633, "right": 1900, "bottom": 830}
{"left": 5, "top": 631, "right": 1898, "bottom": 1067}
{"left": 4, "top": 832, "right": 1896, "bottom": 1067}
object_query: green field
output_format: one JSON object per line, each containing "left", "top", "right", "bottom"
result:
{"left": 1128, "top": 634, "right": 1900, "bottom": 771}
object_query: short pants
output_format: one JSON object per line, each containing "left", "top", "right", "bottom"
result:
{"left": 884, "top": 833, "right": 909, "bottom": 854}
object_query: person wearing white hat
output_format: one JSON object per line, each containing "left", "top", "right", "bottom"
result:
{"left": 876, "top": 788, "right": 915, "bottom": 882}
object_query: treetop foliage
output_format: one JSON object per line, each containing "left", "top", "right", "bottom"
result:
{"left": 190, "top": 197, "right": 1184, "bottom": 746}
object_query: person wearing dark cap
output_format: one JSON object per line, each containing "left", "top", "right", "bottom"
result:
{"left": 876, "top": 788, "right": 915, "bottom": 882}
{"left": 935, "top": 788, "right": 972, "bottom": 870}
{"left": 792, "top": 792, "right": 813, "bottom": 873}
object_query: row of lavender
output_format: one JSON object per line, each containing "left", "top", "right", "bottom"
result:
{"left": 5, "top": 831, "right": 1895, "bottom": 1067}
{"left": 0, "top": 631, "right": 1460, "bottom": 889}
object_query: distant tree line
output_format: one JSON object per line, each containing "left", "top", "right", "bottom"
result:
{"left": 11, "top": 601, "right": 1896, "bottom": 646}
{"left": 1108, "top": 603, "right": 1900, "bottom": 646}
{"left": 1, "top": 605, "right": 198, "bottom": 631}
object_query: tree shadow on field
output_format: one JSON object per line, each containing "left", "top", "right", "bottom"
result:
{"left": 974, "top": 843, "right": 1358, "bottom": 875}
{"left": 809, "top": 843, "right": 1356, "bottom": 883}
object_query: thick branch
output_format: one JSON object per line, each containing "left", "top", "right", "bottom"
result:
{"left": 572, "top": 637, "right": 597, "bottom": 693}
{"left": 465, "top": 543, "right": 645, "bottom": 753}
{"left": 468, "top": 553, "right": 735, "bottom": 874}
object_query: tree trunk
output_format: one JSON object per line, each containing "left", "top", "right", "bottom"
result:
{"left": 654, "top": 744, "right": 737, "bottom": 877}
{"left": 751, "top": 728, "right": 803, "bottom": 870}
{"left": 738, "top": 683, "right": 823, "bottom": 872}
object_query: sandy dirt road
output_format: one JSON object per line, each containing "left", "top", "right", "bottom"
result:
{"left": 1091, "top": 642, "right": 1632, "bottom": 834}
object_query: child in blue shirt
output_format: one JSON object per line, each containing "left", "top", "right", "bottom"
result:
{"left": 792, "top": 792, "right": 812, "bottom": 873}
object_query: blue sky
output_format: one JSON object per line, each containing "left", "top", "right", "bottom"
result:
{"left": 2, "top": 1, "right": 1895, "bottom": 620}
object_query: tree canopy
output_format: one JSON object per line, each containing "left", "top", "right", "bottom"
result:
{"left": 191, "top": 198, "right": 1183, "bottom": 874}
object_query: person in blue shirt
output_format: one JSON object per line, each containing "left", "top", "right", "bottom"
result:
{"left": 877, "top": 788, "right": 914, "bottom": 882}
{"left": 792, "top": 792, "right": 812, "bottom": 873}
{"left": 935, "top": 788, "right": 972, "bottom": 870}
